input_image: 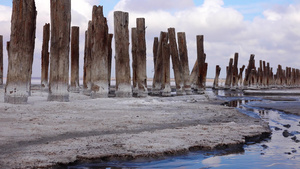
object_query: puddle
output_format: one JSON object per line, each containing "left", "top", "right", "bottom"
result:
{"left": 68, "top": 90, "right": 300, "bottom": 169}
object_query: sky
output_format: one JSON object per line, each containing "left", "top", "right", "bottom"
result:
{"left": 1, "top": 0, "right": 300, "bottom": 80}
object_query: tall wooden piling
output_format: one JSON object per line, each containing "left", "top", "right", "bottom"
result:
{"left": 83, "top": 21, "right": 93, "bottom": 95}
{"left": 5, "top": 0, "right": 37, "bottom": 104}
{"left": 189, "top": 59, "right": 198, "bottom": 89}
{"left": 177, "top": 32, "right": 192, "bottom": 95}
{"left": 152, "top": 32, "right": 167, "bottom": 95}
{"left": 108, "top": 33, "right": 113, "bottom": 89}
{"left": 152, "top": 37, "right": 159, "bottom": 94}
{"left": 243, "top": 54, "right": 255, "bottom": 87}
{"left": 136, "top": 18, "right": 148, "bottom": 97}
{"left": 114, "top": 11, "right": 131, "bottom": 97}
{"left": 48, "top": 0, "right": 71, "bottom": 102}
{"left": 213, "top": 65, "right": 221, "bottom": 89}
{"left": 196, "top": 35, "right": 206, "bottom": 93}
{"left": 70, "top": 26, "right": 80, "bottom": 93}
{"left": 168, "top": 28, "right": 184, "bottom": 95}
{"left": 225, "top": 58, "right": 233, "bottom": 88}
{"left": 238, "top": 65, "right": 245, "bottom": 86}
{"left": 232, "top": 53, "right": 239, "bottom": 87}
{"left": 131, "top": 28, "right": 138, "bottom": 95}
{"left": 0, "top": 35, "right": 3, "bottom": 86}
{"left": 161, "top": 36, "right": 171, "bottom": 97}
{"left": 91, "top": 6, "right": 109, "bottom": 98}
{"left": 41, "top": 23, "right": 50, "bottom": 89}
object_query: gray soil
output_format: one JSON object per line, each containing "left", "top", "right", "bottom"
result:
{"left": 0, "top": 88, "right": 270, "bottom": 169}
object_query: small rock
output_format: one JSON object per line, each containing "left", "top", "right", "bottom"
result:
{"left": 283, "top": 130, "right": 292, "bottom": 137}
{"left": 291, "top": 136, "right": 297, "bottom": 141}
{"left": 261, "top": 153, "right": 265, "bottom": 155}
{"left": 274, "top": 127, "right": 282, "bottom": 131}
{"left": 284, "top": 152, "right": 292, "bottom": 155}
{"left": 283, "top": 124, "right": 291, "bottom": 128}
{"left": 292, "top": 150, "right": 297, "bottom": 153}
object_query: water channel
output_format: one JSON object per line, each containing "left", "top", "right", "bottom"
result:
{"left": 68, "top": 90, "right": 300, "bottom": 169}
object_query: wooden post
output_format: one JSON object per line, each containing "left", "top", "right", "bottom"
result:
{"left": 114, "top": 11, "right": 131, "bottom": 97}
{"left": 151, "top": 37, "right": 159, "bottom": 94}
{"left": 41, "top": 23, "right": 50, "bottom": 89}
{"left": 225, "top": 58, "right": 233, "bottom": 88}
{"left": 238, "top": 65, "right": 245, "bottom": 86}
{"left": 152, "top": 32, "right": 167, "bottom": 95}
{"left": 131, "top": 28, "right": 138, "bottom": 95}
{"left": 0, "top": 35, "right": 3, "bottom": 86}
{"left": 189, "top": 59, "right": 198, "bottom": 90}
{"left": 48, "top": 0, "right": 71, "bottom": 102}
{"left": 90, "top": 6, "right": 109, "bottom": 98}
{"left": 213, "top": 65, "right": 221, "bottom": 89}
{"left": 136, "top": 18, "right": 148, "bottom": 97}
{"left": 243, "top": 54, "right": 255, "bottom": 87}
{"left": 70, "top": 26, "right": 80, "bottom": 93}
{"left": 178, "top": 32, "right": 192, "bottom": 95}
{"left": 83, "top": 21, "right": 93, "bottom": 95}
{"left": 196, "top": 35, "right": 205, "bottom": 94}
{"left": 5, "top": 0, "right": 37, "bottom": 104}
{"left": 161, "top": 36, "right": 171, "bottom": 97}
{"left": 232, "top": 53, "right": 239, "bottom": 87}
{"left": 108, "top": 33, "right": 113, "bottom": 90}
{"left": 168, "top": 28, "right": 184, "bottom": 95}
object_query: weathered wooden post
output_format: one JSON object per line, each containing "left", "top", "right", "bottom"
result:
{"left": 189, "top": 59, "right": 198, "bottom": 89}
{"left": 0, "top": 35, "right": 3, "bottom": 86}
{"left": 48, "top": 0, "right": 71, "bottom": 102}
{"left": 232, "top": 53, "right": 239, "bottom": 87}
{"left": 70, "top": 26, "right": 80, "bottom": 93}
{"left": 168, "top": 28, "right": 184, "bottom": 95}
{"left": 131, "top": 28, "right": 138, "bottom": 95}
{"left": 152, "top": 33, "right": 167, "bottom": 95}
{"left": 136, "top": 18, "right": 148, "bottom": 97}
{"left": 225, "top": 58, "right": 233, "bottom": 89}
{"left": 5, "top": 0, "right": 37, "bottom": 104}
{"left": 41, "top": 23, "right": 50, "bottom": 89}
{"left": 238, "top": 65, "right": 245, "bottom": 86}
{"left": 114, "top": 11, "right": 131, "bottom": 97}
{"left": 178, "top": 32, "right": 192, "bottom": 95}
{"left": 213, "top": 65, "right": 221, "bottom": 89}
{"left": 108, "top": 33, "right": 113, "bottom": 89}
{"left": 161, "top": 36, "right": 171, "bottom": 97}
{"left": 243, "top": 54, "right": 255, "bottom": 87}
{"left": 83, "top": 21, "right": 92, "bottom": 95}
{"left": 196, "top": 35, "right": 206, "bottom": 93}
{"left": 90, "top": 6, "right": 109, "bottom": 98}
{"left": 151, "top": 37, "right": 159, "bottom": 93}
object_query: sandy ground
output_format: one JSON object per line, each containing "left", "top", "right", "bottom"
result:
{"left": 0, "top": 87, "right": 270, "bottom": 169}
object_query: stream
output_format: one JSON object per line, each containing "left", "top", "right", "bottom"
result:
{"left": 68, "top": 90, "right": 300, "bottom": 169}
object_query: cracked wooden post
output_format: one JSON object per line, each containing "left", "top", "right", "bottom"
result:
{"left": 232, "top": 53, "right": 239, "bottom": 87}
{"left": 114, "top": 11, "right": 131, "bottom": 97}
{"left": 168, "top": 28, "right": 184, "bottom": 95}
{"left": 48, "top": 0, "right": 71, "bottom": 102}
{"left": 70, "top": 26, "right": 80, "bottom": 93}
{"left": 151, "top": 37, "right": 159, "bottom": 94}
{"left": 243, "top": 54, "right": 255, "bottom": 87}
{"left": 178, "top": 32, "right": 192, "bottom": 95}
{"left": 152, "top": 32, "right": 167, "bottom": 95}
{"left": 41, "top": 23, "right": 50, "bottom": 89}
{"left": 161, "top": 35, "right": 171, "bottom": 97}
{"left": 83, "top": 21, "right": 92, "bottom": 95}
{"left": 196, "top": 35, "right": 205, "bottom": 94}
{"left": 225, "top": 58, "right": 233, "bottom": 89}
{"left": 108, "top": 33, "right": 113, "bottom": 90}
{"left": 5, "top": 0, "right": 37, "bottom": 104}
{"left": 90, "top": 6, "right": 109, "bottom": 98}
{"left": 238, "top": 65, "right": 245, "bottom": 86}
{"left": 189, "top": 59, "right": 198, "bottom": 90}
{"left": 136, "top": 18, "right": 148, "bottom": 97}
{"left": 131, "top": 28, "right": 138, "bottom": 95}
{"left": 0, "top": 35, "right": 3, "bottom": 86}
{"left": 213, "top": 65, "right": 221, "bottom": 89}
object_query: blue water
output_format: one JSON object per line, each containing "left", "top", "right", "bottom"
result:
{"left": 68, "top": 90, "right": 300, "bottom": 169}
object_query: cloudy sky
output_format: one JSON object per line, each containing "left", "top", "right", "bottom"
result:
{"left": 1, "top": 0, "right": 300, "bottom": 79}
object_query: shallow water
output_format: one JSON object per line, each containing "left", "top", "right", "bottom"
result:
{"left": 68, "top": 90, "right": 300, "bottom": 169}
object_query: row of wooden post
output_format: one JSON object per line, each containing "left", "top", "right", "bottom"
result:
{"left": 219, "top": 53, "right": 300, "bottom": 89}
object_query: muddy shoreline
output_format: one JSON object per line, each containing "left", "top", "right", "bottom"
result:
{"left": 0, "top": 88, "right": 271, "bottom": 169}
